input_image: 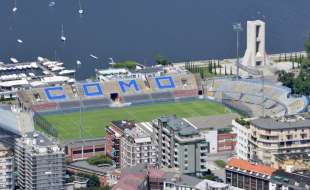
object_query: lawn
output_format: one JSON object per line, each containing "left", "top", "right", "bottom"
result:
{"left": 214, "top": 160, "right": 227, "bottom": 168}
{"left": 42, "top": 100, "right": 230, "bottom": 141}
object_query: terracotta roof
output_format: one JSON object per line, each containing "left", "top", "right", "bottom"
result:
{"left": 112, "top": 172, "right": 147, "bottom": 190}
{"left": 227, "top": 158, "right": 275, "bottom": 176}
{"left": 148, "top": 168, "right": 165, "bottom": 179}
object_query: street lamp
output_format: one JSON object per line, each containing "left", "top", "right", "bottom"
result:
{"left": 233, "top": 23, "right": 243, "bottom": 79}
{"left": 75, "top": 61, "right": 84, "bottom": 139}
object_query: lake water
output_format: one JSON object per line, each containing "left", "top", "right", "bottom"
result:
{"left": 0, "top": 0, "right": 310, "bottom": 79}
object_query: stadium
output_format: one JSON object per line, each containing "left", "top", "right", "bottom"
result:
{"left": 15, "top": 71, "right": 308, "bottom": 140}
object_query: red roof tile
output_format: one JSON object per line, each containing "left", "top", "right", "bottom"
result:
{"left": 227, "top": 158, "right": 275, "bottom": 176}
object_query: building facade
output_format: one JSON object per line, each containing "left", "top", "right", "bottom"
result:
{"left": 106, "top": 120, "right": 136, "bottom": 168}
{"left": 121, "top": 123, "right": 158, "bottom": 168}
{"left": 233, "top": 114, "right": 310, "bottom": 166}
{"left": 152, "top": 116, "right": 208, "bottom": 176}
{"left": 64, "top": 138, "right": 106, "bottom": 161}
{"left": 15, "top": 132, "right": 65, "bottom": 190}
{"left": 0, "top": 142, "right": 14, "bottom": 190}
{"left": 225, "top": 158, "right": 275, "bottom": 190}
{"left": 232, "top": 118, "right": 251, "bottom": 160}
{"left": 270, "top": 170, "right": 310, "bottom": 190}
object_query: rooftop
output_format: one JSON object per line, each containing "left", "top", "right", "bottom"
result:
{"left": 186, "top": 113, "right": 239, "bottom": 130}
{"left": 132, "top": 66, "right": 163, "bottom": 74}
{"left": 18, "top": 132, "right": 62, "bottom": 155}
{"left": 226, "top": 158, "right": 275, "bottom": 176}
{"left": 68, "top": 160, "right": 114, "bottom": 175}
{"left": 159, "top": 115, "right": 199, "bottom": 136}
{"left": 271, "top": 170, "right": 310, "bottom": 189}
{"left": 111, "top": 120, "right": 136, "bottom": 131}
{"left": 64, "top": 138, "right": 105, "bottom": 148}
{"left": 251, "top": 114, "right": 310, "bottom": 130}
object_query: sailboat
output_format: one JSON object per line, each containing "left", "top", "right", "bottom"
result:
{"left": 60, "top": 25, "right": 66, "bottom": 42}
{"left": 49, "top": 1, "right": 56, "bottom": 7}
{"left": 17, "top": 39, "right": 23, "bottom": 44}
{"left": 12, "top": 0, "right": 18, "bottom": 13}
{"left": 78, "top": 0, "right": 84, "bottom": 15}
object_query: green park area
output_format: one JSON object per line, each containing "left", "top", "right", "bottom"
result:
{"left": 42, "top": 100, "right": 230, "bottom": 141}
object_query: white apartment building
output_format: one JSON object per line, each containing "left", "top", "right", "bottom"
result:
{"left": 120, "top": 123, "right": 158, "bottom": 168}
{"left": 0, "top": 142, "right": 14, "bottom": 190}
{"left": 232, "top": 118, "right": 251, "bottom": 160}
{"left": 233, "top": 114, "right": 310, "bottom": 166}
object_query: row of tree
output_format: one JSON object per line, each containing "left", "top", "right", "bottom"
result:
{"left": 277, "top": 52, "right": 305, "bottom": 63}
{"left": 277, "top": 34, "right": 310, "bottom": 95}
{"left": 185, "top": 59, "right": 233, "bottom": 79}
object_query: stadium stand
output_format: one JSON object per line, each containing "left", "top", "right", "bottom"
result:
{"left": 150, "top": 91, "right": 175, "bottom": 102}
{"left": 82, "top": 98, "right": 112, "bottom": 108}
{"left": 206, "top": 78, "right": 308, "bottom": 116}
{"left": 123, "top": 94, "right": 152, "bottom": 104}
{"left": 16, "top": 73, "right": 200, "bottom": 113}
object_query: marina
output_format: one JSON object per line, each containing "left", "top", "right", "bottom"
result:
{"left": 0, "top": 58, "right": 75, "bottom": 99}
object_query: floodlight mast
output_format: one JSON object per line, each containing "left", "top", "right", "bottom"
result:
{"left": 233, "top": 23, "right": 243, "bottom": 80}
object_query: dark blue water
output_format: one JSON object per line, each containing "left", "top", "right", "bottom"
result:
{"left": 1, "top": 0, "right": 310, "bottom": 79}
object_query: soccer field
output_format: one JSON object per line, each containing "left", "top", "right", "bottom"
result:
{"left": 43, "top": 100, "right": 229, "bottom": 141}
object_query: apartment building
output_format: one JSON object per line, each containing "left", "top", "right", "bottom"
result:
{"left": 0, "top": 142, "right": 14, "bottom": 190}
{"left": 233, "top": 114, "right": 310, "bottom": 166}
{"left": 152, "top": 115, "right": 208, "bottom": 176}
{"left": 270, "top": 170, "right": 310, "bottom": 190}
{"left": 232, "top": 118, "right": 251, "bottom": 160}
{"left": 15, "top": 132, "right": 65, "bottom": 190}
{"left": 106, "top": 120, "right": 136, "bottom": 168}
{"left": 225, "top": 158, "right": 275, "bottom": 190}
{"left": 121, "top": 123, "right": 158, "bottom": 168}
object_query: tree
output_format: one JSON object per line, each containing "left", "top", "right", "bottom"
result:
{"left": 224, "top": 65, "right": 227, "bottom": 75}
{"left": 112, "top": 60, "right": 138, "bottom": 70}
{"left": 87, "top": 175, "right": 101, "bottom": 188}
{"left": 208, "top": 61, "right": 212, "bottom": 73}
{"left": 230, "top": 66, "right": 233, "bottom": 75}
{"left": 155, "top": 54, "right": 171, "bottom": 66}
{"left": 305, "top": 33, "right": 310, "bottom": 58}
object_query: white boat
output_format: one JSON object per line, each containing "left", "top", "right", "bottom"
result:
{"left": 17, "top": 39, "right": 23, "bottom": 44}
{"left": 12, "top": 0, "right": 17, "bottom": 12}
{"left": 51, "top": 66, "right": 65, "bottom": 71}
{"left": 76, "top": 60, "right": 82, "bottom": 65}
{"left": 37, "top": 57, "right": 44, "bottom": 62}
{"left": 29, "top": 73, "right": 35, "bottom": 77}
{"left": 49, "top": 1, "right": 56, "bottom": 7}
{"left": 108, "top": 57, "right": 115, "bottom": 65}
{"left": 59, "top": 69, "right": 76, "bottom": 75}
{"left": 90, "top": 54, "right": 98, "bottom": 59}
{"left": 60, "top": 24, "right": 66, "bottom": 42}
{"left": 10, "top": 58, "right": 18, "bottom": 63}
{"left": 78, "top": 0, "right": 84, "bottom": 15}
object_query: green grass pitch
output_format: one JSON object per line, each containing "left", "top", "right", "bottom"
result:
{"left": 43, "top": 100, "right": 230, "bottom": 141}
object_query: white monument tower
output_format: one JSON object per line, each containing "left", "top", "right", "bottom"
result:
{"left": 242, "top": 20, "right": 269, "bottom": 67}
